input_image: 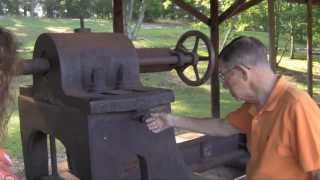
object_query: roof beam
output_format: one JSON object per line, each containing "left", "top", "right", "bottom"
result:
{"left": 230, "top": 0, "right": 264, "bottom": 17}
{"left": 173, "top": 0, "right": 263, "bottom": 26}
{"left": 218, "top": 0, "right": 245, "bottom": 24}
{"left": 172, "top": 0, "right": 210, "bottom": 25}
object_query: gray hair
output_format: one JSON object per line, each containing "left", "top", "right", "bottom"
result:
{"left": 219, "top": 36, "right": 270, "bottom": 68}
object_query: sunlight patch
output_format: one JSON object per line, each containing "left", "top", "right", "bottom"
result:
{"left": 46, "top": 27, "right": 71, "bottom": 33}
{"left": 172, "top": 101, "right": 188, "bottom": 112}
{"left": 199, "top": 84, "right": 210, "bottom": 91}
{"left": 14, "top": 24, "right": 24, "bottom": 28}
{"left": 133, "top": 40, "right": 148, "bottom": 48}
{"left": 15, "top": 32, "right": 27, "bottom": 37}
{"left": 6, "top": 27, "right": 17, "bottom": 31}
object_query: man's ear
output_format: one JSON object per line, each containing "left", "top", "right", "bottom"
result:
{"left": 237, "top": 65, "right": 249, "bottom": 81}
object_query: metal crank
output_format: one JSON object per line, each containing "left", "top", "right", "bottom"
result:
{"left": 174, "top": 30, "right": 215, "bottom": 86}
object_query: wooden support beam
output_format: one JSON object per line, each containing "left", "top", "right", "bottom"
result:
{"left": 173, "top": 0, "right": 263, "bottom": 26}
{"left": 268, "top": 0, "right": 277, "bottom": 71}
{"left": 173, "top": 0, "right": 210, "bottom": 25}
{"left": 228, "top": 0, "right": 264, "bottom": 18}
{"left": 112, "top": 0, "right": 124, "bottom": 33}
{"left": 210, "top": 0, "right": 220, "bottom": 118}
{"left": 307, "top": 0, "right": 313, "bottom": 96}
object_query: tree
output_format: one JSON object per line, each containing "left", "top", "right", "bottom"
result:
{"left": 276, "top": 1, "right": 305, "bottom": 59}
{"left": 312, "top": 6, "right": 320, "bottom": 49}
{"left": 91, "top": 0, "right": 112, "bottom": 19}
{"left": 4, "top": 0, "right": 21, "bottom": 15}
{"left": 65, "top": 0, "right": 92, "bottom": 18}
{"left": 144, "top": 0, "right": 164, "bottom": 22}
{"left": 123, "top": 0, "right": 147, "bottom": 40}
{"left": 0, "top": 1, "right": 4, "bottom": 15}
{"left": 41, "top": 0, "right": 61, "bottom": 18}
{"left": 21, "top": 0, "right": 39, "bottom": 16}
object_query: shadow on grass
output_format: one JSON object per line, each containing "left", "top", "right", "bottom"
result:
{"left": 277, "top": 65, "right": 320, "bottom": 83}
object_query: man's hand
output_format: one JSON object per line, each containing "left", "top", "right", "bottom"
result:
{"left": 145, "top": 113, "right": 174, "bottom": 133}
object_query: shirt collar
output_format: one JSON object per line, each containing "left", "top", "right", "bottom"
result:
{"left": 247, "top": 76, "right": 290, "bottom": 116}
{"left": 264, "top": 76, "right": 290, "bottom": 111}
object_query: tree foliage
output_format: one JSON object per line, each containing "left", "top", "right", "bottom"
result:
{"left": 0, "top": 0, "right": 319, "bottom": 49}
{"left": 91, "top": 0, "right": 112, "bottom": 18}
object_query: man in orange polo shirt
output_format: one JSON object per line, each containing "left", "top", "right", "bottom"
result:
{"left": 146, "top": 36, "right": 320, "bottom": 179}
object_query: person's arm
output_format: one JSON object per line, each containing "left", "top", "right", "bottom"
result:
{"left": 0, "top": 148, "right": 19, "bottom": 180}
{"left": 145, "top": 113, "right": 240, "bottom": 136}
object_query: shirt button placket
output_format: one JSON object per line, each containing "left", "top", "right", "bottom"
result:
{"left": 250, "top": 117, "right": 259, "bottom": 160}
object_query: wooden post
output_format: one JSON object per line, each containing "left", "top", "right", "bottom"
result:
{"left": 307, "top": 0, "right": 313, "bottom": 96}
{"left": 112, "top": 0, "right": 124, "bottom": 33}
{"left": 267, "top": 0, "right": 276, "bottom": 71}
{"left": 210, "top": 0, "right": 220, "bottom": 118}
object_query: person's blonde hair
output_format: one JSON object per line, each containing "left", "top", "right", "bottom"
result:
{"left": 0, "top": 27, "right": 17, "bottom": 141}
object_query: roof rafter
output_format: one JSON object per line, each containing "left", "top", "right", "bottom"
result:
{"left": 172, "top": 0, "right": 210, "bottom": 25}
{"left": 172, "top": 0, "right": 263, "bottom": 26}
{"left": 230, "top": 0, "right": 264, "bottom": 18}
{"left": 218, "top": 0, "right": 245, "bottom": 23}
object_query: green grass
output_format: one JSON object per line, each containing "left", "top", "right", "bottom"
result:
{"left": 0, "top": 16, "right": 318, "bottom": 169}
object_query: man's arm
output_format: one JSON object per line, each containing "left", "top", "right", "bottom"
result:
{"left": 146, "top": 113, "right": 240, "bottom": 136}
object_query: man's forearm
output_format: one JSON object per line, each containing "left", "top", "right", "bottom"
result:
{"left": 169, "top": 116, "right": 240, "bottom": 136}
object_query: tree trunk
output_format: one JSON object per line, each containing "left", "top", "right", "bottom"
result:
{"left": 289, "top": 21, "right": 295, "bottom": 59}
{"left": 129, "top": 0, "right": 146, "bottom": 40}
{"left": 30, "top": 1, "right": 37, "bottom": 17}
{"left": 123, "top": 0, "right": 146, "bottom": 40}
{"left": 0, "top": 2, "right": 3, "bottom": 15}
{"left": 123, "top": 0, "right": 134, "bottom": 37}
{"left": 47, "top": 7, "right": 54, "bottom": 18}
{"left": 23, "top": 5, "right": 28, "bottom": 16}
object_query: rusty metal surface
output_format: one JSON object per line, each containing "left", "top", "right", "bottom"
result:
{"left": 20, "top": 95, "right": 198, "bottom": 179}
{"left": 175, "top": 30, "right": 215, "bottom": 86}
{"left": 17, "top": 58, "right": 50, "bottom": 75}
{"left": 19, "top": 32, "right": 214, "bottom": 180}
{"left": 21, "top": 31, "right": 215, "bottom": 88}
{"left": 32, "top": 32, "right": 142, "bottom": 100}
{"left": 18, "top": 31, "right": 243, "bottom": 180}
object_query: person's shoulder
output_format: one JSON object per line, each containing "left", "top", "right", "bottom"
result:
{"left": 283, "top": 84, "right": 318, "bottom": 109}
{"left": 283, "top": 84, "right": 310, "bottom": 102}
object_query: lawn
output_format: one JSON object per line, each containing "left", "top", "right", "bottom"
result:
{"left": 0, "top": 16, "right": 319, "bottom": 175}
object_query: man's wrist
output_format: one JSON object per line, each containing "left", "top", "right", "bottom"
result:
{"left": 166, "top": 114, "right": 176, "bottom": 127}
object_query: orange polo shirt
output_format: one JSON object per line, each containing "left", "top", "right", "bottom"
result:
{"left": 227, "top": 76, "right": 320, "bottom": 180}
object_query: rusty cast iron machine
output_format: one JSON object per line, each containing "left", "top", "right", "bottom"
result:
{"left": 18, "top": 29, "right": 222, "bottom": 180}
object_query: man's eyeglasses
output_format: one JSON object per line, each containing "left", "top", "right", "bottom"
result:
{"left": 218, "top": 64, "right": 250, "bottom": 81}
{"left": 218, "top": 66, "right": 236, "bottom": 81}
